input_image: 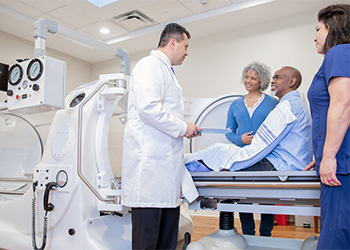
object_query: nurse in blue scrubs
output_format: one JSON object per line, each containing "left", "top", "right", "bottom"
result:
{"left": 306, "top": 4, "right": 350, "bottom": 250}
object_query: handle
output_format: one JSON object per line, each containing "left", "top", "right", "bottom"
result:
{"left": 43, "top": 182, "right": 57, "bottom": 212}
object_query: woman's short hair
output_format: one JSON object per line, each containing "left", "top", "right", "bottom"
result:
{"left": 241, "top": 61, "right": 271, "bottom": 91}
{"left": 318, "top": 4, "right": 350, "bottom": 54}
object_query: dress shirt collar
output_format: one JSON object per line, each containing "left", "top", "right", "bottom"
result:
{"left": 280, "top": 90, "right": 300, "bottom": 102}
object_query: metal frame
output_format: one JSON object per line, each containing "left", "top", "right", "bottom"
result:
{"left": 188, "top": 171, "right": 320, "bottom": 216}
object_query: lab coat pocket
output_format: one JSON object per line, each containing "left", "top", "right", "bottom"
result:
{"left": 141, "top": 125, "right": 172, "bottom": 160}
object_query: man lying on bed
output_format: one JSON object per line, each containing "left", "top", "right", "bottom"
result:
{"left": 185, "top": 66, "right": 313, "bottom": 172}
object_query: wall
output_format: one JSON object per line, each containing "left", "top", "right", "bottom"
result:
{"left": 179, "top": 13, "right": 323, "bottom": 100}
{"left": 93, "top": 12, "right": 324, "bottom": 101}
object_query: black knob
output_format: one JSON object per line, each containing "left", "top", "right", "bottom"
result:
{"left": 33, "top": 84, "right": 40, "bottom": 91}
{"left": 7, "top": 90, "right": 13, "bottom": 96}
{"left": 68, "top": 228, "right": 75, "bottom": 236}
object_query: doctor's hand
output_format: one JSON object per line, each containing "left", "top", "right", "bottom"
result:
{"left": 242, "top": 131, "right": 254, "bottom": 145}
{"left": 184, "top": 122, "right": 202, "bottom": 139}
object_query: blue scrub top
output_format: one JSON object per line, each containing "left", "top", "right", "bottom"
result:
{"left": 307, "top": 44, "right": 350, "bottom": 175}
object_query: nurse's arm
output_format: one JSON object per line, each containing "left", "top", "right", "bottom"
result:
{"left": 320, "top": 76, "right": 350, "bottom": 186}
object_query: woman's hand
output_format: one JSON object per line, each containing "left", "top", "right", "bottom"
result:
{"left": 241, "top": 131, "right": 254, "bottom": 145}
{"left": 319, "top": 156, "right": 341, "bottom": 186}
{"left": 319, "top": 76, "right": 350, "bottom": 186}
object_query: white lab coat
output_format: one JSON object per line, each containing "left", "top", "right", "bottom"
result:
{"left": 121, "top": 50, "right": 188, "bottom": 208}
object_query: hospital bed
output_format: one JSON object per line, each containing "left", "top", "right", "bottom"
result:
{"left": 183, "top": 94, "right": 320, "bottom": 250}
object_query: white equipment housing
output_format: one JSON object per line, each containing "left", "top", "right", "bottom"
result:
{"left": 0, "top": 73, "right": 193, "bottom": 250}
{"left": 0, "top": 75, "right": 133, "bottom": 249}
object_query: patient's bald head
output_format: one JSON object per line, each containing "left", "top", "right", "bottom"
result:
{"left": 271, "top": 66, "right": 302, "bottom": 100}
{"left": 284, "top": 66, "right": 302, "bottom": 89}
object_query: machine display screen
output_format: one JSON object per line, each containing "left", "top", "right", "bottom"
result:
{"left": 0, "top": 62, "right": 9, "bottom": 92}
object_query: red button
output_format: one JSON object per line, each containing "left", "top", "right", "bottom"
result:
{"left": 16, "top": 95, "right": 20, "bottom": 100}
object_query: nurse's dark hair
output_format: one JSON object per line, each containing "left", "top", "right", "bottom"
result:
{"left": 318, "top": 4, "right": 350, "bottom": 54}
{"left": 241, "top": 61, "right": 271, "bottom": 91}
{"left": 157, "top": 23, "right": 191, "bottom": 48}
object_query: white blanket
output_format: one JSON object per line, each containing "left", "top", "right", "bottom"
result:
{"left": 184, "top": 100, "right": 296, "bottom": 171}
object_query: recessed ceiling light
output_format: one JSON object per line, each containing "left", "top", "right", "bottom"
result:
{"left": 100, "top": 28, "right": 110, "bottom": 34}
{"left": 87, "top": 0, "right": 120, "bottom": 8}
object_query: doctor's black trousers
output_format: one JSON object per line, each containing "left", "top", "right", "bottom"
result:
{"left": 131, "top": 206, "right": 180, "bottom": 250}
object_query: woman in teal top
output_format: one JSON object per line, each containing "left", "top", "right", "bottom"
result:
{"left": 225, "top": 62, "right": 278, "bottom": 237}
{"left": 225, "top": 95, "right": 279, "bottom": 147}
{"left": 226, "top": 62, "right": 279, "bottom": 147}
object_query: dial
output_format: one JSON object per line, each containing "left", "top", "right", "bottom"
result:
{"left": 56, "top": 170, "right": 68, "bottom": 188}
{"left": 22, "top": 80, "right": 28, "bottom": 89}
{"left": 27, "top": 58, "right": 43, "bottom": 81}
{"left": 9, "top": 64, "right": 23, "bottom": 86}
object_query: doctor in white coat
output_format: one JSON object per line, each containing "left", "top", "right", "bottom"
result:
{"left": 122, "top": 23, "right": 201, "bottom": 250}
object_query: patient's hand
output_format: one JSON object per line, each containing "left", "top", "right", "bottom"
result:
{"left": 242, "top": 131, "right": 254, "bottom": 145}
{"left": 303, "top": 160, "right": 315, "bottom": 171}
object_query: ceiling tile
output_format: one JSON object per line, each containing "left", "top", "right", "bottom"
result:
{"left": 140, "top": 0, "right": 193, "bottom": 23}
{"left": 18, "top": 0, "right": 66, "bottom": 14}
{"left": 35, "top": 13, "right": 76, "bottom": 30}
{"left": 78, "top": 20, "right": 128, "bottom": 40}
{"left": 47, "top": 5, "right": 96, "bottom": 28}
{"left": 0, "top": 0, "right": 42, "bottom": 18}
{"left": 63, "top": 0, "right": 161, "bottom": 21}
{"left": 178, "top": 0, "right": 233, "bottom": 14}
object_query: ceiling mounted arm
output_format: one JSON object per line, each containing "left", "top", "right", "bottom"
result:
{"left": 33, "top": 18, "right": 58, "bottom": 57}
{"left": 33, "top": 18, "right": 130, "bottom": 75}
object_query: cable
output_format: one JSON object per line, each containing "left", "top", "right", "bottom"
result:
{"left": 32, "top": 182, "right": 49, "bottom": 250}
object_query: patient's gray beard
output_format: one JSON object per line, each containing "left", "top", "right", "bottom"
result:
{"left": 269, "top": 90, "right": 277, "bottom": 97}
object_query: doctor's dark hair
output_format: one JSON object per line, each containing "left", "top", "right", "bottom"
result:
{"left": 241, "top": 61, "right": 271, "bottom": 91}
{"left": 157, "top": 23, "right": 191, "bottom": 48}
{"left": 318, "top": 4, "right": 350, "bottom": 54}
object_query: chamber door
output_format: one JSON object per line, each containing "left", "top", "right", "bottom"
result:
{"left": 0, "top": 113, "right": 43, "bottom": 178}
{"left": 189, "top": 94, "right": 242, "bottom": 153}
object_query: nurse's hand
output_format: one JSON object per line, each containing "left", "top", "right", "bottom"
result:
{"left": 242, "top": 131, "right": 254, "bottom": 145}
{"left": 319, "top": 157, "right": 341, "bottom": 186}
{"left": 185, "top": 122, "right": 202, "bottom": 139}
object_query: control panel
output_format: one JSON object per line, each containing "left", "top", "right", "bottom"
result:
{"left": 33, "top": 164, "right": 71, "bottom": 192}
{"left": 7, "top": 56, "right": 66, "bottom": 113}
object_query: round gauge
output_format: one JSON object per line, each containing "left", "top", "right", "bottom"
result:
{"left": 70, "top": 93, "right": 86, "bottom": 108}
{"left": 9, "top": 64, "right": 23, "bottom": 86}
{"left": 56, "top": 170, "right": 68, "bottom": 188}
{"left": 27, "top": 58, "right": 43, "bottom": 81}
